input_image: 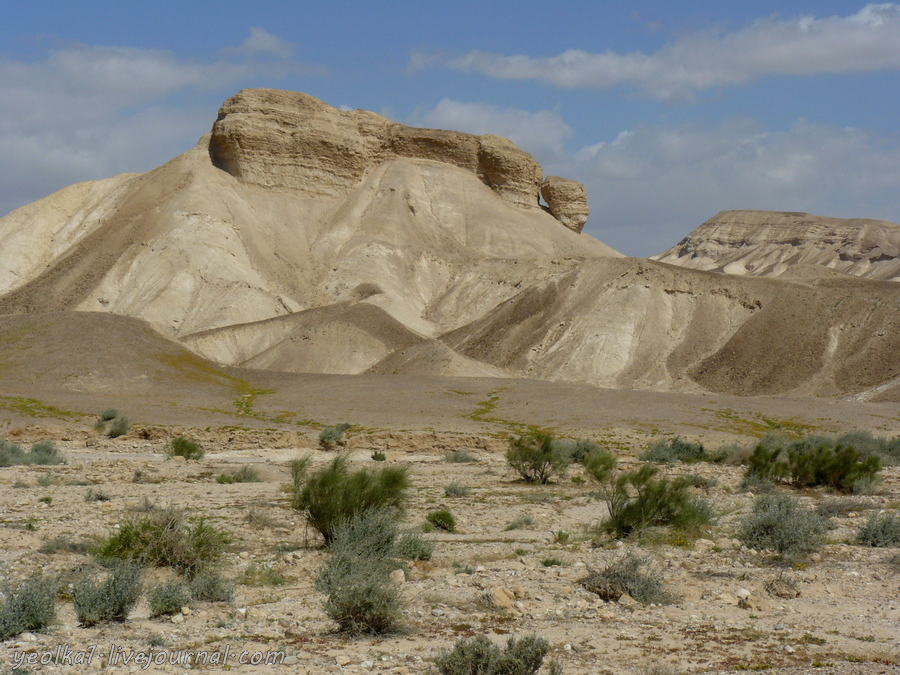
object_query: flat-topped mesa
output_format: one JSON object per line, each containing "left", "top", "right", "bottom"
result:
{"left": 208, "top": 88, "right": 582, "bottom": 219}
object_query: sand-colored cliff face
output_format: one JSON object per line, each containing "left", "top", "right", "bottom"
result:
{"left": 654, "top": 210, "right": 900, "bottom": 282}
{"left": 0, "top": 90, "right": 897, "bottom": 400}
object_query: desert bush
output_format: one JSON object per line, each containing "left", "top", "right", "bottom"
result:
{"left": 431, "top": 633, "right": 562, "bottom": 675}
{"left": 93, "top": 508, "right": 230, "bottom": 577}
{"left": 169, "top": 436, "right": 203, "bottom": 460}
{"left": 743, "top": 435, "right": 882, "bottom": 494}
{"left": 394, "top": 531, "right": 434, "bottom": 561}
{"left": 319, "top": 423, "right": 351, "bottom": 451}
{"left": 0, "top": 572, "right": 57, "bottom": 640}
{"left": 581, "top": 552, "right": 674, "bottom": 605}
{"left": 290, "top": 455, "right": 409, "bottom": 545}
{"left": 107, "top": 416, "right": 130, "bottom": 438}
{"left": 505, "top": 516, "right": 536, "bottom": 531}
{"left": 216, "top": 465, "right": 260, "bottom": 484}
{"left": 737, "top": 494, "right": 831, "bottom": 555}
{"left": 84, "top": 488, "right": 111, "bottom": 502}
{"left": 72, "top": 562, "right": 142, "bottom": 627}
{"left": 427, "top": 509, "right": 457, "bottom": 532}
{"left": 506, "top": 432, "right": 571, "bottom": 484}
{"left": 837, "top": 430, "right": 900, "bottom": 465}
{"left": 445, "top": 482, "right": 470, "bottom": 497}
{"left": 240, "top": 563, "right": 287, "bottom": 587}
{"left": 594, "top": 464, "right": 713, "bottom": 538}
{"left": 39, "top": 536, "right": 90, "bottom": 555}
{"left": 371, "top": 451, "right": 386, "bottom": 462}
{"left": 315, "top": 509, "right": 405, "bottom": 635}
{"left": 189, "top": 571, "right": 234, "bottom": 603}
{"left": 640, "top": 437, "right": 707, "bottom": 464}
{"left": 0, "top": 439, "right": 66, "bottom": 467}
{"left": 856, "top": 512, "right": 900, "bottom": 547}
{"left": 552, "top": 438, "right": 604, "bottom": 464}
{"left": 148, "top": 579, "right": 191, "bottom": 617}
{"left": 444, "top": 450, "right": 478, "bottom": 463}
{"left": 100, "top": 408, "right": 119, "bottom": 421}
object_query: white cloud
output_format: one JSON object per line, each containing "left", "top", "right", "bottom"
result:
{"left": 0, "top": 30, "right": 324, "bottom": 218}
{"left": 416, "top": 3, "right": 900, "bottom": 99}
{"left": 570, "top": 118, "right": 900, "bottom": 254}
{"left": 408, "top": 99, "right": 574, "bottom": 161}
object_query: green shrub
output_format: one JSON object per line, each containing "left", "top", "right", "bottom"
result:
{"left": 581, "top": 553, "right": 674, "bottom": 605}
{"left": 148, "top": 580, "right": 191, "bottom": 617}
{"left": 93, "top": 508, "right": 230, "bottom": 577}
{"left": 290, "top": 455, "right": 409, "bottom": 545}
{"left": 596, "top": 464, "right": 713, "bottom": 538}
{"left": 640, "top": 437, "right": 707, "bottom": 464}
{"left": 856, "top": 512, "right": 900, "bottom": 547}
{"left": 84, "top": 488, "right": 111, "bottom": 502}
{"left": 431, "top": 633, "right": 562, "bottom": 675}
{"left": 216, "top": 465, "right": 260, "bottom": 483}
{"left": 552, "top": 438, "right": 604, "bottom": 464}
{"left": 0, "top": 439, "right": 66, "bottom": 467}
{"left": 394, "top": 531, "right": 434, "bottom": 561}
{"left": 315, "top": 510, "right": 405, "bottom": 635}
{"left": 506, "top": 432, "right": 571, "bottom": 484}
{"left": 444, "top": 450, "right": 478, "bottom": 463}
{"left": 189, "top": 571, "right": 234, "bottom": 603}
{"left": 743, "top": 435, "right": 882, "bottom": 493}
{"left": 72, "top": 562, "right": 142, "bottom": 627}
{"left": 541, "top": 557, "right": 564, "bottom": 567}
{"left": 737, "top": 494, "right": 831, "bottom": 555}
{"left": 445, "top": 482, "right": 470, "bottom": 497}
{"left": 581, "top": 449, "right": 617, "bottom": 484}
{"left": 107, "top": 416, "right": 130, "bottom": 438}
{"left": 371, "top": 451, "right": 386, "bottom": 462}
{"left": 427, "top": 509, "right": 457, "bottom": 532}
{"left": 100, "top": 408, "right": 119, "bottom": 421}
{"left": 240, "top": 563, "right": 287, "bottom": 587}
{"left": 37, "top": 471, "right": 54, "bottom": 487}
{"left": 0, "top": 572, "right": 57, "bottom": 640}
{"left": 169, "top": 436, "right": 203, "bottom": 460}
{"left": 319, "top": 423, "right": 351, "bottom": 451}
{"left": 836, "top": 431, "right": 900, "bottom": 466}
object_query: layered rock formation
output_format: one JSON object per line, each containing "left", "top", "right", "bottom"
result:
{"left": 209, "top": 89, "right": 552, "bottom": 213}
{"left": 541, "top": 176, "right": 589, "bottom": 233}
{"left": 0, "top": 89, "right": 898, "bottom": 401}
{"left": 654, "top": 210, "right": 900, "bottom": 282}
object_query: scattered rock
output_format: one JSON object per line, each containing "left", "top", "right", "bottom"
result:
{"left": 541, "top": 176, "right": 589, "bottom": 233}
{"left": 390, "top": 569, "right": 406, "bottom": 584}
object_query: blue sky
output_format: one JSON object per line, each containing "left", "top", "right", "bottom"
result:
{"left": 1, "top": 1, "right": 898, "bottom": 255}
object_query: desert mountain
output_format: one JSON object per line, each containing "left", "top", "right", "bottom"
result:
{"left": 0, "top": 89, "right": 898, "bottom": 400}
{"left": 653, "top": 209, "right": 900, "bottom": 282}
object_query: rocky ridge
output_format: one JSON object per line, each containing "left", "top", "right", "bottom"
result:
{"left": 653, "top": 210, "right": 900, "bottom": 282}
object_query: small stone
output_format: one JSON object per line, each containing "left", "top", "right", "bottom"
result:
{"left": 736, "top": 588, "right": 752, "bottom": 599}
{"left": 431, "top": 608, "right": 445, "bottom": 617}
{"left": 390, "top": 569, "right": 406, "bottom": 584}
{"left": 773, "top": 623, "right": 785, "bottom": 631}
{"left": 618, "top": 594, "right": 639, "bottom": 607}
{"left": 19, "top": 632, "right": 37, "bottom": 642}
{"left": 171, "top": 614, "right": 184, "bottom": 624}
{"left": 181, "top": 606, "right": 191, "bottom": 615}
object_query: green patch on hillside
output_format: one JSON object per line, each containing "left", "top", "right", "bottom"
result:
{"left": 0, "top": 396, "right": 83, "bottom": 420}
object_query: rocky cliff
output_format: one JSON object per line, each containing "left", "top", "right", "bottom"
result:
{"left": 653, "top": 210, "right": 900, "bottom": 281}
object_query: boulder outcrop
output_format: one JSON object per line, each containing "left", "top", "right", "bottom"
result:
{"left": 541, "top": 176, "right": 589, "bottom": 233}
{"left": 209, "top": 89, "right": 551, "bottom": 213}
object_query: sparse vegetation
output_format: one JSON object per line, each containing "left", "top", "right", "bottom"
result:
{"left": 84, "top": 487, "right": 111, "bottom": 502}
{"left": 640, "top": 437, "right": 707, "bottom": 464}
{"left": 290, "top": 454, "right": 409, "bottom": 544}
{"left": 148, "top": 579, "right": 191, "bottom": 617}
{"left": 0, "top": 439, "right": 66, "bottom": 466}
{"left": 216, "top": 465, "right": 261, "bottom": 483}
{"left": 427, "top": 509, "right": 457, "bottom": 532}
{"left": 445, "top": 481, "right": 471, "bottom": 497}
{"left": 506, "top": 432, "right": 572, "bottom": 484}
{"left": 0, "top": 572, "right": 57, "bottom": 640}
{"left": 39, "top": 536, "right": 90, "bottom": 555}
{"left": 371, "top": 450, "right": 386, "bottom": 462}
{"left": 169, "top": 436, "right": 203, "bottom": 460}
{"left": 315, "top": 509, "right": 405, "bottom": 635}
{"left": 431, "top": 633, "right": 562, "bottom": 675}
{"left": 581, "top": 552, "right": 675, "bottom": 605}
{"left": 737, "top": 494, "right": 831, "bottom": 555}
{"left": 72, "top": 562, "right": 142, "bottom": 627}
{"left": 505, "top": 515, "right": 536, "bottom": 531}
{"left": 856, "top": 512, "right": 900, "bottom": 547}
{"left": 319, "top": 423, "right": 351, "bottom": 451}
{"left": 189, "top": 571, "right": 234, "bottom": 603}
{"left": 93, "top": 507, "right": 230, "bottom": 577}
{"left": 99, "top": 408, "right": 119, "bottom": 421}
{"left": 107, "top": 416, "right": 130, "bottom": 438}
{"left": 394, "top": 531, "right": 434, "bottom": 561}
{"left": 240, "top": 562, "right": 287, "bottom": 587}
